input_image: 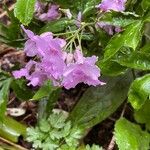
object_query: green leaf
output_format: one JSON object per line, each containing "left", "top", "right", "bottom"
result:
{"left": 128, "top": 74, "right": 150, "bottom": 109}
{"left": 100, "top": 60, "right": 127, "bottom": 76}
{"left": 11, "top": 79, "right": 34, "bottom": 100}
{"left": 40, "top": 18, "right": 73, "bottom": 33}
{"left": 141, "top": 0, "right": 150, "bottom": 12}
{"left": 32, "top": 81, "right": 52, "bottom": 100}
{"left": 39, "top": 119, "right": 50, "bottom": 133}
{"left": 115, "top": 50, "right": 150, "bottom": 70}
{"left": 100, "top": 21, "right": 143, "bottom": 76}
{"left": 85, "top": 144, "right": 103, "bottom": 150}
{"left": 0, "top": 116, "right": 26, "bottom": 142}
{"left": 0, "top": 78, "right": 12, "bottom": 120}
{"left": 103, "top": 21, "right": 143, "bottom": 62}
{"left": 134, "top": 100, "right": 150, "bottom": 130}
{"left": 100, "top": 16, "right": 137, "bottom": 27}
{"left": 48, "top": 113, "right": 66, "bottom": 129}
{"left": 70, "top": 73, "right": 132, "bottom": 129}
{"left": 115, "top": 118, "right": 150, "bottom": 150}
{"left": 14, "top": 0, "right": 36, "bottom": 25}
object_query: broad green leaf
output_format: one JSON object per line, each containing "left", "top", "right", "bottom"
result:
{"left": 32, "top": 81, "right": 52, "bottom": 100}
{"left": 100, "top": 21, "right": 143, "bottom": 76}
{"left": 40, "top": 18, "right": 74, "bottom": 33}
{"left": 14, "top": 0, "right": 36, "bottom": 25}
{"left": 103, "top": 21, "right": 143, "bottom": 61}
{"left": 100, "top": 60, "right": 127, "bottom": 76}
{"left": 134, "top": 100, "right": 150, "bottom": 130}
{"left": 0, "top": 116, "right": 26, "bottom": 142}
{"left": 128, "top": 74, "right": 150, "bottom": 109}
{"left": 11, "top": 79, "right": 34, "bottom": 100}
{"left": 70, "top": 73, "right": 132, "bottom": 129}
{"left": 115, "top": 118, "right": 150, "bottom": 150}
{"left": 115, "top": 51, "right": 150, "bottom": 70}
{"left": 100, "top": 15, "right": 137, "bottom": 27}
{"left": 49, "top": 0, "right": 99, "bottom": 12}
{"left": 141, "top": 43, "right": 150, "bottom": 53}
{"left": 0, "top": 78, "right": 12, "bottom": 120}
{"left": 141, "top": 0, "right": 150, "bottom": 12}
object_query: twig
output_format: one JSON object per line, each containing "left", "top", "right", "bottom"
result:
{"left": 0, "top": 136, "right": 28, "bottom": 150}
{"left": 107, "top": 103, "right": 127, "bottom": 150}
{"left": 107, "top": 136, "right": 115, "bottom": 150}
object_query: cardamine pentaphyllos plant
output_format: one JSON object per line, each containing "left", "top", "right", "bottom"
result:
{"left": 0, "top": 0, "right": 150, "bottom": 149}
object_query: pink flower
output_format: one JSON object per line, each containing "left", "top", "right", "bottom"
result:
{"left": 39, "top": 4, "right": 60, "bottom": 21}
{"left": 13, "top": 27, "right": 105, "bottom": 89}
{"left": 13, "top": 26, "right": 66, "bottom": 86}
{"left": 96, "top": 0, "right": 127, "bottom": 12}
{"left": 96, "top": 22, "right": 122, "bottom": 35}
{"left": 35, "top": 1, "right": 45, "bottom": 14}
{"left": 75, "top": 12, "right": 82, "bottom": 28}
{"left": 62, "top": 49, "right": 105, "bottom": 89}
{"left": 22, "top": 25, "right": 66, "bottom": 58}
{"left": 13, "top": 60, "right": 35, "bottom": 79}
{"left": 21, "top": 25, "right": 53, "bottom": 57}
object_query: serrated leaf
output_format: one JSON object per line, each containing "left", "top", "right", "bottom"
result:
{"left": 115, "top": 118, "right": 150, "bottom": 150}
{"left": 50, "top": 129, "right": 63, "bottom": 140}
{"left": 100, "top": 21, "right": 143, "bottom": 76}
{"left": 14, "top": 0, "right": 36, "bottom": 25}
{"left": 134, "top": 100, "right": 150, "bottom": 130}
{"left": 27, "top": 126, "right": 46, "bottom": 143}
{"left": 48, "top": 113, "right": 66, "bottom": 129}
{"left": 85, "top": 144, "right": 103, "bottom": 150}
{"left": 103, "top": 21, "right": 143, "bottom": 61}
{"left": 39, "top": 119, "right": 50, "bottom": 133}
{"left": 128, "top": 74, "right": 150, "bottom": 109}
{"left": 115, "top": 50, "right": 150, "bottom": 70}
{"left": 43, "top": 138, "right": 59, "bottom": 150}
{"left": 63, "top": 121, "right": 72, "bottom": 137}
{"left": 70, "top": 73, "right": 132, "bottom": 129}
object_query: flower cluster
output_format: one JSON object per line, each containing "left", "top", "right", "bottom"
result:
{"left": 13, "top": 26, "right": 105, "bottom": 89}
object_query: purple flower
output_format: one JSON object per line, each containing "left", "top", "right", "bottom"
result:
{"left": 96, "top": 22, "right": 122, "bottom": 35}
{"left": 13, "top": 60, "right": 35, "bottom": 79}
{"left": 13, "top": 26, "right": 105, "bottom": 89}
{"left": 96, "top": 0, "right": 126, "bottom": 12}
{"left": 39, "top": 4, "right": 60, "bottom": 21}
{"left": 26, "top": 63, "right": 48, "bottom": 86}
{"left": 21, "top": 25, "right": 53, "bottom": 57}
{"left": 13, "top": 26, "right": 67, "bottom": 86}
{"left": 62, "top": 49, "right": 105, "bottom": 89}
{"left": 40, "top": 47, "right": 66, "bottom": 80}
{"left": 35, "top": 1, "right": 45, "bottom": 14}
{"left": 21, "top": 25, "right": 66, "bottom": 58}
{"left": 75, "top": 11, "right": 82, "bottom": 28}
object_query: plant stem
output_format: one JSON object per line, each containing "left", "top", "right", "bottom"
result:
{"left": 107, "top": 102, "right": 127, "bottom": 150}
